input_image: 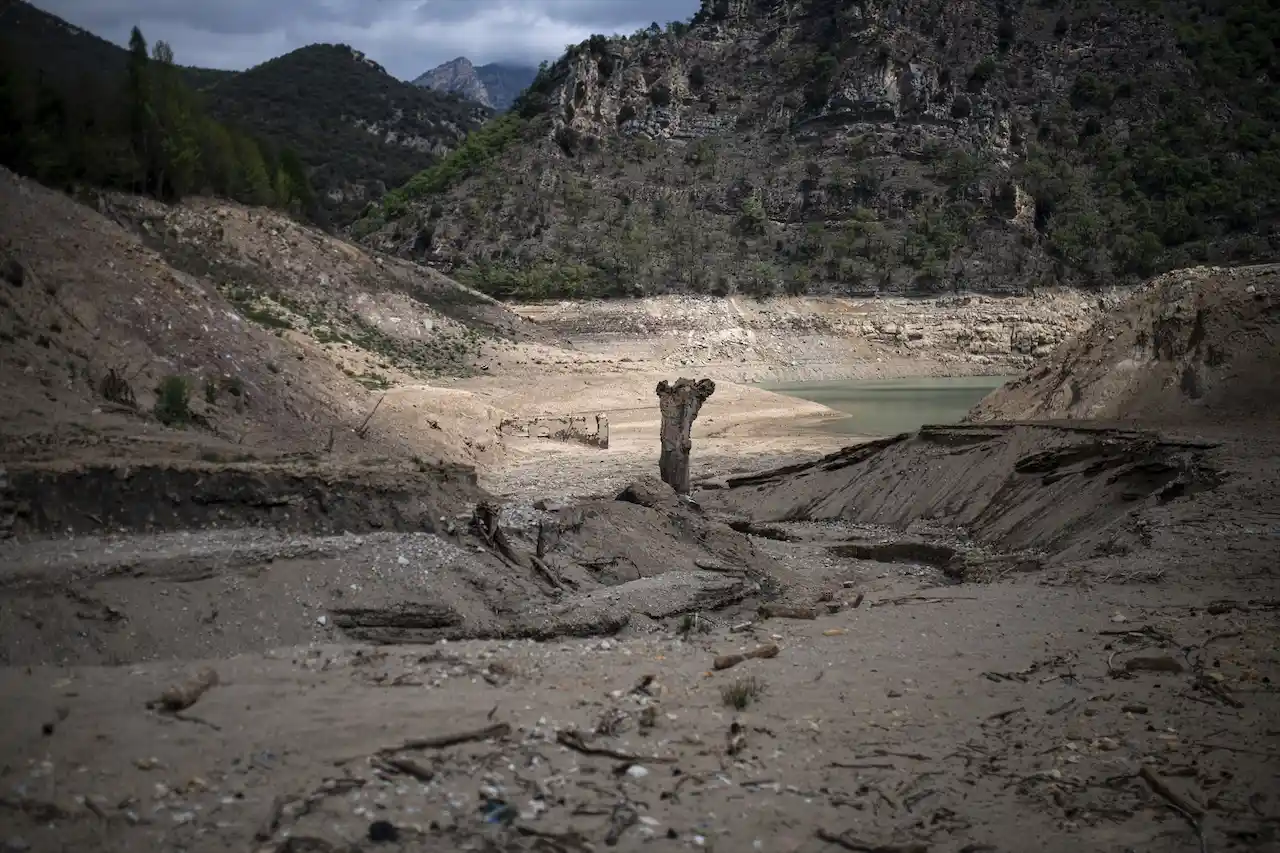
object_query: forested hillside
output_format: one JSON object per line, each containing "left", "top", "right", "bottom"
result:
{"left": 0, "top": 1, "right": 492, "bottom": 227}
{"left": 0, "top": 0, "right": 313, "bottom": 214}
{"left": 198, "top": 45, "right": 492, "bottom": 225}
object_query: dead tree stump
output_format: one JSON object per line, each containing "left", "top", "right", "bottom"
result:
{"left": 655, "top": 378, "right": 715, "bottom": 495}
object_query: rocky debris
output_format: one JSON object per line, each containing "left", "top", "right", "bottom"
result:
{"left": 615, "top": 475, "right": 678, "bottom": 509}
{"left": 497, "top": 413, "right": 608, "bottom": 448}
{"left": 656, "top": 378, "right": 716, "bottom": 494}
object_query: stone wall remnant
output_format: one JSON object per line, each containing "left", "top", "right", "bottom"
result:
{"left": 498, "top": 414, "right": 609, "bottom": 449}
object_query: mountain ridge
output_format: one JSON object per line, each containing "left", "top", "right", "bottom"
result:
{"left": 357, "top": 0, "right": 1279, "bottom": 301}
{"left": 0, "top": 1, "right": 493, "bottom": 226}
{"left": 413, "top": 56, "right": 538, "bottom": 112}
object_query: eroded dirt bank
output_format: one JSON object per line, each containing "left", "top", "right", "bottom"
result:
{"left": 511, "top": 290, "right": 1109, "bottom": 383}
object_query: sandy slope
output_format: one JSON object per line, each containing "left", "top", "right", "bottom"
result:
{"left": 968, "top": 264, "right": 1279, "bottom": 427}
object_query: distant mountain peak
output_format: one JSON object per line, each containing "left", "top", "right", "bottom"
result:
{"left": 412, "top": 57, "right": 537, "bottom": 112}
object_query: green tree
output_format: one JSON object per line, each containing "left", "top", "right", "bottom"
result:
{"left": 199, "top": 117, "right": 239, "bottom": 196}
{"left": 126, "top": 26, "right": 152, "bottom": 193}
{"left": 232, "top": 132, "right": 274, "bottom": 206}
{"left": 278, "top": 148, "right": 315, "bottom": 214}
{"left": 149, "top": 40, "right": 200, "bottom": 198}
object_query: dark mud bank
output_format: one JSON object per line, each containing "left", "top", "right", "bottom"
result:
{"left": 6, "top": 459, "right": 480, "bottom": 537}
{"left": 708, "top": 423, "right": 1225, "bottom": 567}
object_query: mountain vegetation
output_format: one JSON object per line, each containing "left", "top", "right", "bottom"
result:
{"left": 0, "top": 1, "right": 492, "bottom": 227}
{"left": 0, "top": 1, "right": 311, "bottom": 214}
{"left": 358, "top": 0, "right": 1280, "bottom": 301}
{"left": 198, "top": 45, "right": 492, "bottom": 225}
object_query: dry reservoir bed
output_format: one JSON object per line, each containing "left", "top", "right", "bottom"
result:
{"left": 0, "top": 422, "right": 1277, "bottom": 853}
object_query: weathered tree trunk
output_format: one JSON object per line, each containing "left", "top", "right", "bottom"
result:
{"left": 655, "top": 378, "right": 716, "bottom": 494}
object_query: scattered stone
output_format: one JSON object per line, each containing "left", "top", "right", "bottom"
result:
{"left": 149, "top": 667, "right": 219, "bottom": 712}
{"left": 1, "top": 254, "right": 24, "bottom": 288}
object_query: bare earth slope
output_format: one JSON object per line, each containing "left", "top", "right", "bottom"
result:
{"left": 968, "top": 264, "right": 1279, "bottom": 427}
{"left": 0, "top": 167, "right": 552, "bottom": 468}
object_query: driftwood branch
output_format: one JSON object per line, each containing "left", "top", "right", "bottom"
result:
{"left": 555, "top": 729, "right": 677, "bottom": 764}
{"left": 376, "top": 722, "right": 511, "bottom": 755}
{"left": 355, "top": 395, "right": 384, "bottom": 439}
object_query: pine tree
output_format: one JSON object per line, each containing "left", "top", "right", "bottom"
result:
{"left": 199, "top": 118, "right": 238, "bottom": 196}
{"left": 279, "top": 148, "right": 316, "bottom": 215}
{"left": 149, "top": 40, "right": 199, "bottom": 198}
{"left": 126, "top": 26, "right": 151, "bottom": 193}
{"left": 232, "top": 132, "right": 273, "bottom": 206}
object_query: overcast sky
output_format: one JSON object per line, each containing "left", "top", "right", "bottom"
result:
{"left": 32, "top": 0, "right": 702, "bottom": 78}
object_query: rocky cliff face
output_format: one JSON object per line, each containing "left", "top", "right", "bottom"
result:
{"left": 413, "top": 58, "right": 538, "bottom": 112}
{"left": 361, "top": 0, "right": 1278, "bottom": 301}
{"left": 413, "top": 57, "right": 490, "bottom": 105}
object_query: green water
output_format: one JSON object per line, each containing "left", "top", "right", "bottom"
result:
{"left": 759, "top": 376, "right": 1013, "bottom": 437}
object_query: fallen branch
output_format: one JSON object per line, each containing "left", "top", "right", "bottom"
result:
{"left": 529, "top": 554, "right": 563, "bottom": 589}
{"left": 758, "top": 604, "right": 818, "bottom": 620}
{"left": 986, "top": 706, "right": 1025, "bottom": 723}
{"left": 815, "top": 828, "right": 928, "bottom": 852}
{"left": 555, "top": 729, "right": 677, "bottom": 764}
{"left": 377, "top": 722, "right": 510, "bottom": 755}
{"left": 1138, "top": 765, "right": 1207, "bottom": 853}
{"left": 1192, "top": 675, "right": 1245, "bottom": 709}
{"left": 377, "top": 756, "right": 435, "bottom": 783}
{"left": 355, "top": 395, "right": 384, "bottom": 439}
{"left": 714, "top": 643, "right": 779, "bottom": 671}
{"left": 1194, "top": 741, "right": 1279, "bottom": 759}
{"left": 1138, "top": 766, "right": 1204, "bottom": 819}
{"left": 870, "top": 595, "right": 977, "bottom": 608}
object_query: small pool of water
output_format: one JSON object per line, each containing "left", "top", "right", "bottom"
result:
{"left": 758, "top": 375, "right": 1013, "bottom": 437}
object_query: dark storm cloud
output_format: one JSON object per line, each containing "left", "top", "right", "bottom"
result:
{"left": 30, "top": 0, "right": 703, "bottom": 78}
